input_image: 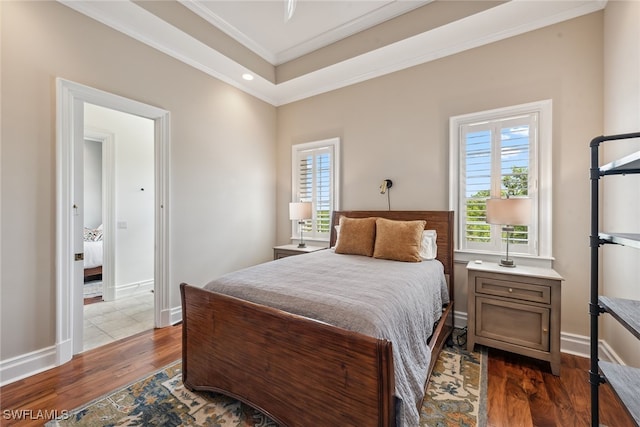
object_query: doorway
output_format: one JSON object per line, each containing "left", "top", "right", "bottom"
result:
{"left": 56, "top": 79, "right": 170, "bottom": 363}
{"left": 82, "top": 104, "right": 156, "bottom": 351}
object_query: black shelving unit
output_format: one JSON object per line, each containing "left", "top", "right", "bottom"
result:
{"left": 590, "top": 131, "right": 640, "bottom": 427}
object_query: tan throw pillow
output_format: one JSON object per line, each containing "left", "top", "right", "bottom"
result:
{"left": 373, "top": 218, "right": 426, "bottom": 262}
{"left": 334, "top": 216, "right": 377, "bottom": 257}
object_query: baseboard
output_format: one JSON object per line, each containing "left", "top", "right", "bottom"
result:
{"left": 559, "top": 333, "right": 625, "bottom": 363}
{"left": 453, "top": 310, "right": 467, "bottom": 330}
{"left": 596, "top": 339, "right": 625, "bottom": 364}
{"left": 169, "top": 305, "right": 182, "bottom": 325}
{"left": 115, "top": 279, "right": 154, "bottom": 299}
{"left": 0, "top": 345, "right": 57, "bottom": 387}
{"left": 558, "top": 331, "right": 589, "bottom": 358}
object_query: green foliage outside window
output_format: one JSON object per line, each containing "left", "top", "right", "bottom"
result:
{"left": 466, "top": 166, "right": 529, "bottom": 243}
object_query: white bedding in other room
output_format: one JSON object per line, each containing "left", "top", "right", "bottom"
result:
{"left": 84, "top": 240, "right": 103, "bottom": 269}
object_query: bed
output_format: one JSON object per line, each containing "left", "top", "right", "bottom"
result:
{"left": 180, "top": 210, "right": 454, "bottom": 427}
{"left": 83, "top": 226, "right": 103, "bottom": 280}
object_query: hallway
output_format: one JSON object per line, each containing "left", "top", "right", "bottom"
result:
{"left": 83, "top": 291, "right": 154, "bottom": 351}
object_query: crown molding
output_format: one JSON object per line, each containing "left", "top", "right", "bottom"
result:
{"left": 180, "top": 0, "right": 431, "bottom": 66}
{"left": 179, "top": 0, "right": 278, "bottom": 64}
{"left": 59, "top": 0, "right": 280, "bottom": 104}
{"left": 273, "top": 0, "right": 607, "bottom": 105}
{"left": 58, "top": 0, "right": 606, "bottom": 107}
{"left": 274, "top": 1, "right": 430, "bottom": 65}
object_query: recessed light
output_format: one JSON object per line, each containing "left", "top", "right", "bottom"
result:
{"left": 242, "top": 73, "right": 254, "bottom": 81}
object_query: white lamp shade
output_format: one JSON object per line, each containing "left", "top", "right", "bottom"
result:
{"left": 486, "top": 198, "right": 531, "bottom": 226}
{"left": 289, "top": 202, "right": 312, "bottom": 220}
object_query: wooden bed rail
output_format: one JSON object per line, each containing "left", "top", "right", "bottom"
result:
{"left": 181, "top": 283, "right": 396, "bottom": 427}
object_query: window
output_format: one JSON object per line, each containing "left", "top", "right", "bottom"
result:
{"left": 449, "top": 100, "right": 552, "bottom": 265}
{"left": 292, "top": 138, "right": 340, "bottom": 242}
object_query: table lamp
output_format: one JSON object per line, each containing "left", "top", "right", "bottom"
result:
{"left": 289, "top": 202, "right": 312, "bottom": 248}
{"left": 486, "top": 197, "right": 531, "bottom": 267}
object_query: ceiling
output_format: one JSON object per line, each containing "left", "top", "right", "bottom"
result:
{"left": 181, "top": 0, "right": 432, "bottom": 65}
{"left": 59, "top": 0, "right": 606, "bottom": 106}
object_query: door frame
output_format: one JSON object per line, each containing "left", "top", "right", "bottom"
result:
{"left": 83, "top": 129, "right": 116, "bottom": 302}
{"left": 56, "top": 78, "right": 171, "bottom": 363}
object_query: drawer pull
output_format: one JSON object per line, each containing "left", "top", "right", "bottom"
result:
{"left": 508, "top": 288, "right": 513, "bottom": 293}
{"left": 543, "top": 328, "right": 548, "bottom": 333}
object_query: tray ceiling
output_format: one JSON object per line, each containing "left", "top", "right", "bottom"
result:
{"left": 59, "top": 0, "right": 606, "bottom": 106}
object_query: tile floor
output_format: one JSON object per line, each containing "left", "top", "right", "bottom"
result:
{"left": 83, "top": 291, "right": 155, "bottom": 352}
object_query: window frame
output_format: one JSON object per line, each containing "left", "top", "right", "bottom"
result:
{"left": 291, "top": 137, "right": 341, "bottom": 243}
{"left": 449, "top": 100, "right": 553, "bottom": 268}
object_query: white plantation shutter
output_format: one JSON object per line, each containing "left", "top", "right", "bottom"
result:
{"left": 292, "top": 138, "right": 340, "bottom": 241}
{"left": 451, "top": 101, "right": 552, "bottom": 262}
{"left": 460, "top": 115, "right": 536, "bottom": 255}
{"left": 464, "top": 127, "right": 492, "bottom": 247}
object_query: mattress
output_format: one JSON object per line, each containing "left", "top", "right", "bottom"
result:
{"left": 83, "top": 240, "right": 103, "bottom": 269}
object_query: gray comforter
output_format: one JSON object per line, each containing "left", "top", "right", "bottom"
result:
{"left": 205, "top": 249, "right": 449, "bottom": 426}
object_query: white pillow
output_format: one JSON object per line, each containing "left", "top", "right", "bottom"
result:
{"left": 332, "top": 225, "right": 341, "bottom": 247}
{"left": 419, "top": 230, "right": 437, "bottom": 260}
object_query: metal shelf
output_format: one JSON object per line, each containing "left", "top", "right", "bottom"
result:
{"left": 590, "top": 131, "right": 640, "bottom": 427}
{"left": 600, "top": 233, "right": 640, "bottom": 249}
{"left": 598, "top": 296, "right": 640, "bottom": 340}
{"left": 599, "top": 361, "right": 640, "bottom": 426}
{"left": 600, "top": 150, "right": 640, "bottom": 175}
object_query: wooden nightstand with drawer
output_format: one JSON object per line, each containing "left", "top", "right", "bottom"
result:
{"left": 273, "top": 244, "right": 325, "bottom": 260}
{"left": 467, "top": 261, "right": 563, "bottom": 375}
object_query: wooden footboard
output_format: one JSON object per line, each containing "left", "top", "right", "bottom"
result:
{"left": 181, "top": 283, "right": 396, "bottom": 427}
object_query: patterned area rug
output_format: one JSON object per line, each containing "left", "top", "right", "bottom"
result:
{"left": 421, "top": 344, "right": 487, "bottom": 427}
{"left": 48, "top": 342, "right": 486, "bottom": 427}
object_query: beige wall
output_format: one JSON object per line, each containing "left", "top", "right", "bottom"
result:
{"left": 602, "top": 0, "right": 640, "bottom": 366}
{"left": 277, "top": 12, "right": 604, "bottom": 342}
{"left": 0, "top": 1, "right": 276, "bottom": 360}
{"left": 5, "top": 0, "right": 637, "bottom": 373}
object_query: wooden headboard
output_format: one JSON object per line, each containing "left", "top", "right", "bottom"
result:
{"left": 330, "top": 210, "right": 455, "bottom": 302}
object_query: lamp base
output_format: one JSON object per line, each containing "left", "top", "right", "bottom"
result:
{"left": 297, "top": 242, "right": 306, "bottom": 248}
{"left": 499, "top": 258, "right": 516, "bottom": 268}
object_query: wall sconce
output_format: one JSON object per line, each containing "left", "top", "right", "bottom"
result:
{"left": 289, "top": 202, "right": 312, "bottom": 248}
{"left": 486, "top": 197, "right": 532, "bottom": 267}
{"left": 379, "top": 179, "right": 393, "bottom": 194}
{"left": 380, "top": 179, "right": 393, "bottom": 210}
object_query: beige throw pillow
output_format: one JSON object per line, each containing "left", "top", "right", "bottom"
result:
{"left": 373, "top": 218, "right": 426, "bottom": 262}
{"left": 334, "top": 216, "right": 377, "bottom": 257}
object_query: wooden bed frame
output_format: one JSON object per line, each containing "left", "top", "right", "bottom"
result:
{"left": 83, "top": 266, "right": 102, "bottom": 280}
{"left": 180, "top": 210, "right": 454, "bottom": 427}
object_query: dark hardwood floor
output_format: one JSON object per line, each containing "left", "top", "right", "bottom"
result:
{"left": 0, "top": 325, "right": 634, "bottom": 426}
{"left": 486, "top": 348, "right": 635, "bottom": 427}
{"left": 0, "top": 325, "right": 181, "bottom": 427}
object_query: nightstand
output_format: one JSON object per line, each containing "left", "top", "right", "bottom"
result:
{"left": 466, "top": 261, "right": 563, "bottom": 375}
{"left": 273, "top": 244, "right": 325, "bottom": 260}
